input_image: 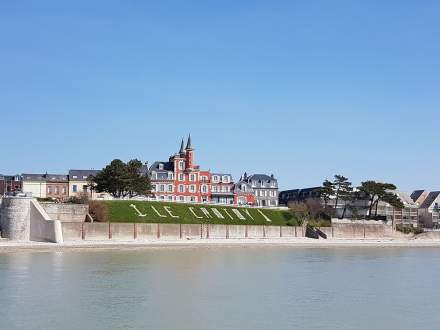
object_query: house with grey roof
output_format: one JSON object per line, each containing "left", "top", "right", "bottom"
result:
{"left": 236, "top": 173, "right": 279, "bottom": 207}
{"left": 22, "top": 173, "right": 69, "bottom": 199}
{"left": 418, "top": 191, "right": 440, "bottom": 228}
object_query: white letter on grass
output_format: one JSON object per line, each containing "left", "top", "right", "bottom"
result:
{"left": 211, "top": 208, "right": 224, "bottom": 219}
{"left": 200, "top": 208, "right": 212, "bottom": 218}
{"left": 151, "top": 206, "right": 167, "bottom": 218}
{"left": 232, "top": 209, "right": 246, "bottom": 220}
{"left": 223, "top": 209, "right": 233, "bottom": 220}
{"left": 189, "top": 207, "right": 203, "bottom": 219}
{"left": 164, "top": 206, "right": 179, "bottom": 218}
{"left": 257, "top": 209, "right": 272, "bottom": 222}
{"left": 130, "top": 204, "right": 147, "bottom": 217}
{"left": 244, "top": 209, "right": 254, "bottom": 220}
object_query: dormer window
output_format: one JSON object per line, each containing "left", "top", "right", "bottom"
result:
{"left": 158, "top": 163, "right": 164, "bottom": 170}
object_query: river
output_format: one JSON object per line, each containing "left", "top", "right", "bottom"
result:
{"left": 0, "top": 246, "right": 439, "bottom": 329}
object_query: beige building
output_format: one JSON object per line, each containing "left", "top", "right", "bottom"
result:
{"left": 68, "top": 169, "right": 111, "bottom": 200}
{"left": 22, "top": 174, "right": 47, "bottom": 198}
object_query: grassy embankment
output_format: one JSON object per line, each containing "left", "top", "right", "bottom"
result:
{"left": 101, "top": 200, "right": 299, "bottom": 226}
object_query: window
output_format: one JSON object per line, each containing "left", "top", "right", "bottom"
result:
{"left": 168, "top": 196, "right": 173, "bottom": 201}
{"left": 152, "top": 185, "right": 156, "bottom": 192}
{"left": 213, "top": 175, "right": 219, "bottom": 183}
{"left": 158, "top": 163, "right": 164, "bottom": 170}
{"left": 168, "top": 173, "right": 174, "bottom": 180}
{"left": 212, "top": 186, "right": 217, "bottom": 193}
{"left": 179, "top": 161, "right": 185, "bottom": 170}
{"left": 223, "top": 176, "right": 229, "bottom": 183}
{"left": 178, "top": 173, "right": 184, "bottom": 181}
{"left": 189, "top": 174, "right": 196, "bottom": 182}
{"left": 189, "top": 185, "right": 196, "bottom": 193}
{"left": 179, "top": 185, "right": 184, "bottom": 193}
{"left": 201, "top": 185, "right": 207, "bottom": 193}
{"left": 48, "top": 187, "right": 52, "bottom": 194}
{"left": 82, "top": 185, "right": 87, "bottom": 193}
{"left": 72, "top": 185, "right": 77, "bottom": 193}
{"left": 63, "top": 187, "right": 67, "bottom": 194}
{"left": 72, "top": 176, "right": 78, "bottom": 179}
{"left": 168, "top": 185, "right": 173, "bottom": 192}
{"left": 151, "top": 172, "right": 157, "bottom": 180}
{"left": 83, "top": 176, "right": 88, "bottom": 179}
{"left": 179, "top": 196, "right": 184, "bottom": 201}
{"left": 159, "top": 184, "right": 165, "bottom": 192}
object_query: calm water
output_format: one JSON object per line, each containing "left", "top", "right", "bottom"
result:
{"left": 0, "top": 247, "right": 439, "bottom": 330}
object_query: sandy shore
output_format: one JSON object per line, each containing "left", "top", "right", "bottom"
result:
{"left": 1, "top": 238, "right": 440, "bottom": 253}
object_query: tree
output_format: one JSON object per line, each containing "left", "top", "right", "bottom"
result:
{"left": 125, "top": 159, "right": 151, "bottom": 198}
{"left": 332, "top": 175, "right": 353, "bottom": 212}
{"left": 358, "top": 181, "right": 403, "bottom": 218}
{"left": 91, "top": 159, "right": 151, "bottom": 198}
{"left": 287, "top": 201, "right": 309, "bottom": 225}
{"left": 320, "top": 179, "right": 334, "bottom": 208}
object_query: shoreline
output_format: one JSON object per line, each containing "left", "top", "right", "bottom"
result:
{"left": 2, "top": 238, "right": 440, "bottom": 253}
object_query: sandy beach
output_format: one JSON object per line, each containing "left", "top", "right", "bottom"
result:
{"left": 1, "top": 237, "right": 440, "bottom": 253}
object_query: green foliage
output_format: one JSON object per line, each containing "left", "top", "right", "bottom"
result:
{"left": 396, "top": 224, "right": 424, "bottom": 235}
{"left": 36, "top": 197, "right": 55, "bottom": 202}
{"left": 89, "top": 201, "right": 108, "bottom": 222}
{"left": 308, "top": 218, "right": 332, "bottom": 227}
{"left": 358, "top": 180, "right": 402, "bottom": 217}
{"left": 320, "top": 179, "right": 334, "bottom": 207}
{"left": 67, "top": 192, "right": 89, "bottom": 204}
{"left": 102, "top": 200, "right": 299, "bottom": 226}
{"left": 332, "top": 175, "right": 353, "bottom": 210}
{"left": 91, "top": 159, "right": 151, "bottom": 198}
{"left": 287, "top": 200, "right": 329, "bottom": 225}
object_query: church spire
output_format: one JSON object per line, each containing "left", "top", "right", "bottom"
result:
{"left": 179, "top": 138, "right": 185, "bottom": 154}
{"left": 185, "top": 134, "right": 193, "bottom": 150}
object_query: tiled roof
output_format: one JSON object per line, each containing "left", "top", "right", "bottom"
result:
{"left": 69, "top": 169, "right": 100, "bottom": 180}
{"left": 420, "top": 192, "right": 440, "bottom": 209}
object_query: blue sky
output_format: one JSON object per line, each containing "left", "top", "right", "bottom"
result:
{"left": 1, "top": 0, "right": 439, "bottom": 191}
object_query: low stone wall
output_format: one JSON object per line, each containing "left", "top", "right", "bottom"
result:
{"left": 40, "top": 203, "right": 88, "bottom": 222}
{"left": 60, "top": 222, "right": 396, "bottom": 242}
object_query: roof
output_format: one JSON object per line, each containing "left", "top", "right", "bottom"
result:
{"left": 410, "top": 190, "right": 426, "bottom": 203}
{"left": 149, "top": 161, "right": 174, "bottom": 172}
{"left": 22, "top": 173, "right": 68, "bottom": 182}
{"left": 185, "top": 134, "right": 193, "bottom": 150}
{"left": 395, "top": 191, "right": 418, "bottom": 208}
{"left": 246, "top": 174, "right": 277, "bottom": 182}
{"left": 420, "top": 192, "right": 440, "bottom": 209}
{"left": 280, "top": 187, "right": 321, "bottom": 195}
{"left": 69, "top": 169, "right": 100, "bottom": 180}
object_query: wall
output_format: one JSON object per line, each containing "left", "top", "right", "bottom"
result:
{"left": 0, "top": 197, "right": 62, "bottom": 242}
{"left": 61, "top": 221, "right": 398, "bottom": 242}
{"left": 0, "top": 196, "right": 31, "bottom": 240}
{"left": 62, "top": 223, "right": 307, "bottom": 241}
{"left": 29, "top": 200, "right": 63, "bottom": 243}
{"left": 40, "top": 203, "right": 88, "bottom": 222}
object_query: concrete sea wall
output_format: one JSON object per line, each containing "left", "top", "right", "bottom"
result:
{"left": 61, "top": 221, "right": 397, "bottom": 242}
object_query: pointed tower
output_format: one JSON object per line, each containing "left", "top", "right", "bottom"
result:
{"left": 179, "top": 138, "right": 185, "bottom": 156}
{"left": 185, "top": 134, "right": 195, "bottom": 170}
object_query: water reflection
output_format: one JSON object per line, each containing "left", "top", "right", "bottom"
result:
{"left": 0, "top": 247, "right": 439, "bottom": 330}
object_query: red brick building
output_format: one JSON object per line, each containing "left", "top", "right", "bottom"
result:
{"left": 0, "top": 174, "right": 22, "bottom": 195}
{"left": 150, "top": 135, "right": 214, "bottom": 203}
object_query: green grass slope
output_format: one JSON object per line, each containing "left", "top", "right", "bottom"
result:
{"left": 102, "top": 200, "right": 299, "bottom": 226}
